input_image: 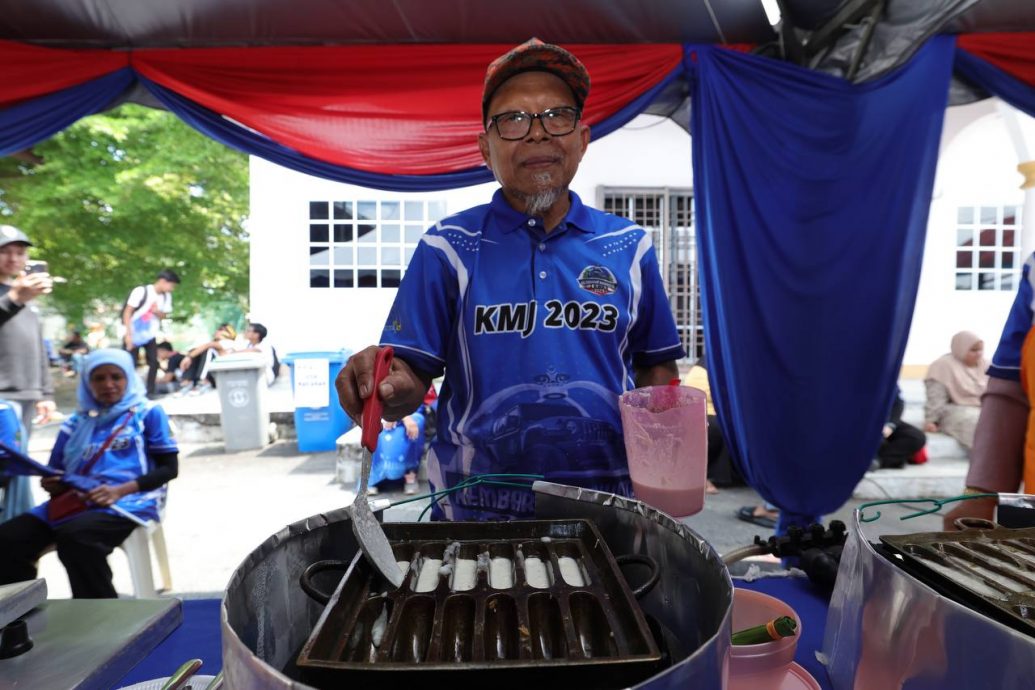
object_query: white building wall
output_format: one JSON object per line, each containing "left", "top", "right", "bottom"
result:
{"left": 248, "top": 115, "right": 690, "bottom": 357}
{"left": 904, "top": 99, "right": 1029, "bottom": 366}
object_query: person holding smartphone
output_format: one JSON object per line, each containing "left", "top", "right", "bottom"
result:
{"left": 0, "top": 225, "right": 56, "bottom": 437}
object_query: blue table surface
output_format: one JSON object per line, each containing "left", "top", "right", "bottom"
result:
{"left": 117, "top": 578, "right": 833, "bottom": 689}
{"left": 116, "top": 598, "right": 223, "bottom": 687}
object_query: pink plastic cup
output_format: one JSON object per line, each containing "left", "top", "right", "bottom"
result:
{"left": 619, "top": 384, "right": 707, "bottom": 517}
{"left": 728, "top": 588, "right": 803, "bottom": 689}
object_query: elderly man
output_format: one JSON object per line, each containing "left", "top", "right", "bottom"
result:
{"left": 337, "top": 39, "right": 684, "bottom": 520}
{"left": 0, "top": 225, "right": 56, "bottom": 436}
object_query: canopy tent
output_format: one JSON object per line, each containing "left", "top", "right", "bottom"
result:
{"left": 3, "top": 0, "right": 1035, "bottom": 529}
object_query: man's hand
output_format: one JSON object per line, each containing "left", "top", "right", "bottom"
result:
{"left": 336, "top": 346, "right": 430, "bottom": 425}
{"left": 8, "top": 272, "right": 52, "bottom": 304}
{"left": 924, "top": 421, "right": 939, "bottom": 433}
{"left": 942, "top": 496, "right": 996, "bottom": 530}
{"left": 34, "top": 400, "right": 56, "bottom": 425}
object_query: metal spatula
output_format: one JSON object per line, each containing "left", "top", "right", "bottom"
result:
{"left": 348, "top": 346, "right": 404, "bottom": 588}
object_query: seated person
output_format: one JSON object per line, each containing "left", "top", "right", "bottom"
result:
{"left": 924, "top": 330, "right": 987, "bottom": 449}
{"left": 57, "top": 329, "right": 89, "bottom": 377}
{"left": 177, "top": 323, "right": 237, "bottom": 395}
{"left": 683, "top": 361, "right": 740, "bottom": 493}
{"left": 154, "top": 342, "right": 187, "bottom": 395}
{"left": 0, "top": 349, "right": 178, "bottom": 598}
{"left": 875, "top": 386, "right": 927, "bottom": 469}
{"left": 234, "top": 322, "right": 279, "bottom": 386}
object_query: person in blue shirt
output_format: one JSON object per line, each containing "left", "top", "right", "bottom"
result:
{"left": 0, "top": 349, "right": 178, "bottom": 598}
{"left": 945, "top": 253, "right": 1035, "bottom": 528}
{"left": 337, "top": 39, "right": 684, "bottom": 520}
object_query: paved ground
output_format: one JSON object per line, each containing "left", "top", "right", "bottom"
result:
{"left": 26, "top": 372, "right": 945, "bottom": 599}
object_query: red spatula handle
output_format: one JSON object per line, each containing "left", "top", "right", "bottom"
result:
{"left": 361, "top": 346, "right": 394, "bottom": 452}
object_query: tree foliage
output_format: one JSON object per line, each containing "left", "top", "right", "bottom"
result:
{"left": 0, "top": 104, "right": 249, "bottom": 326}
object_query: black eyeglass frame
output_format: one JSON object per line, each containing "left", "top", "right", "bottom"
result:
{"left": 486, "top": 106, "right": 582, "bottom": 140}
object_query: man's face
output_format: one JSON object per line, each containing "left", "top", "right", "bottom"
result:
{"left": 245, "top": 327, "right": 259, "bottom": 345}
{"left": 478, "top": 71, "right": 590, "bottom": 213}
{"left": 156, "top": 278, "right": 177, "bottom": 294}
{"left": 0, "top": 243, "right": 28, "bottom": 279}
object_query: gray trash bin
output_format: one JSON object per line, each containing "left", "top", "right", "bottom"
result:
{"left": 208, "top": 354, "right": 270, "bottom": 452}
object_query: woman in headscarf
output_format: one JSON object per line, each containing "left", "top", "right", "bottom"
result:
{"left": 0, "top": 349, "right": 178, "bottom": 598}
{"left": 924, "top": 331, "right": 989, "bottom": 449}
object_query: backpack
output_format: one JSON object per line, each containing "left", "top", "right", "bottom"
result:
{"left": 122, "top": 284, "right": 149, "bottom": 315}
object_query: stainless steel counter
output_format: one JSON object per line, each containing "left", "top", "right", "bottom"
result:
{"left": 0, "top": 597, "right": 181, "bottom": 689}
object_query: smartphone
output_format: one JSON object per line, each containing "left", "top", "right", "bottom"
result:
{"left": 25, "top": 260, "right": 48, "bottom": 275}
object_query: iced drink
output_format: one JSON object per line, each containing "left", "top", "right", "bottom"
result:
{"left": 619, "top": 384, "right": 707, "bottom": 517}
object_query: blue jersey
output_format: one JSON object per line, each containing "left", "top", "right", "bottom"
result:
{"left": 382, "top": 190, "right": 685, "bottom": 520}
{"left": 30, "top": 403, "right": 178, "bottom": 524}
{"left": 990, "top": 252, "right": 1035, "bottom": 382}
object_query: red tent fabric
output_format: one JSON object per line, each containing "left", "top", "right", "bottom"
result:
{"left": 131, "top": 44, "right": 683, "bottom": 173}
{"left": 0, "top": 40, "right": 128, "bottom": 107}
{"left": 958, "top": 33, "right": 1035, "bottom": 88}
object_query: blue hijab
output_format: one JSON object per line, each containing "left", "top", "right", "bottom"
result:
{"left": 62, "top": 348, "right": 148, "bottom": 474}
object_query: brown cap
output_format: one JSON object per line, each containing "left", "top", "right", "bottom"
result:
{"left": 482, "top": 38, "right": 590, "bottom": 124}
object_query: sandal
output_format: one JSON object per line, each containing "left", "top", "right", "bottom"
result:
{"left": 736, "top": 505, "right": 777, "bottom": 529}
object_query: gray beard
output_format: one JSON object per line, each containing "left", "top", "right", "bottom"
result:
{"left": 522, "top": 172, "right": 563, "bottom": 217}
{"left": 524, "top": 188, "right": 562, "bottom": 217}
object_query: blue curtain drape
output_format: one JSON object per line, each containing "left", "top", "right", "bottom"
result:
{"left": 955, "top": 49, "right": 1035, "bottom": 119}
{"left": 0, "top": 68, "right": 134, "bottom": 157}
{"left": 691, "top": 37, "right": 955, "bottom": 530}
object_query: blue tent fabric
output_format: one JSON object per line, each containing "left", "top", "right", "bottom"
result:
{"left": 0, "top": 68, "right": 134, "bottom": 157}
{"left": 954, "top": 48, "right": 1035, "bottom": 120}
{"left": 690, "top": 37, "right": 955, "bottom": 530}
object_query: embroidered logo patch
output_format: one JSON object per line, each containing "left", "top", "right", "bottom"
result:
{"left": 577, "top": 266, "right": 617, "bottom": 296}
{"left": 109, "top": 436, "right": 132, "bottom": 452}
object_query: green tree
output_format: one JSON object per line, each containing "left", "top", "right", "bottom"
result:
{"left": 0, "top": 104, "right": 249, "bottom": 326}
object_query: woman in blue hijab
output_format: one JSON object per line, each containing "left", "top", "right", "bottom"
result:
{"left": 0, "top": 349, "right": 178, "bottom": 598}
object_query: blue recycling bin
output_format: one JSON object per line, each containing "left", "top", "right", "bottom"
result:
{"left": 282, "top": 350, "right": 353, "bottom": 452}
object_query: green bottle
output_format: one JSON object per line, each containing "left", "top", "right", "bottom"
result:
{"left": 731, "top": 615, "right": 797, "bottom": 645}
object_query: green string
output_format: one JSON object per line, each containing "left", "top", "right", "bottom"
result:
{"left": 388, "top": 473, "right": 545, "bottom": 522}
{"left": 857, "top": 493, "right": 997, "bottom": 523}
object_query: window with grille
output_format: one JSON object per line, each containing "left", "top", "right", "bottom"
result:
{"left": 600, "top": 188, "right": 702, "bottom": 362}
{"left": 307, "top": 198, "right": 447, "bottom": 288}
{"left": 954, "top": 204, "right": 1022, "bottom": 291}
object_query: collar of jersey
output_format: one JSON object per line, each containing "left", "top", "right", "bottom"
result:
{"left": 488, "top": 188, "right": 595, "bottom": 235}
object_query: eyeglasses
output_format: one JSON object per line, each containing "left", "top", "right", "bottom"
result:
{"left": 487, "top": 107, "right": 581, "bottom": 140}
